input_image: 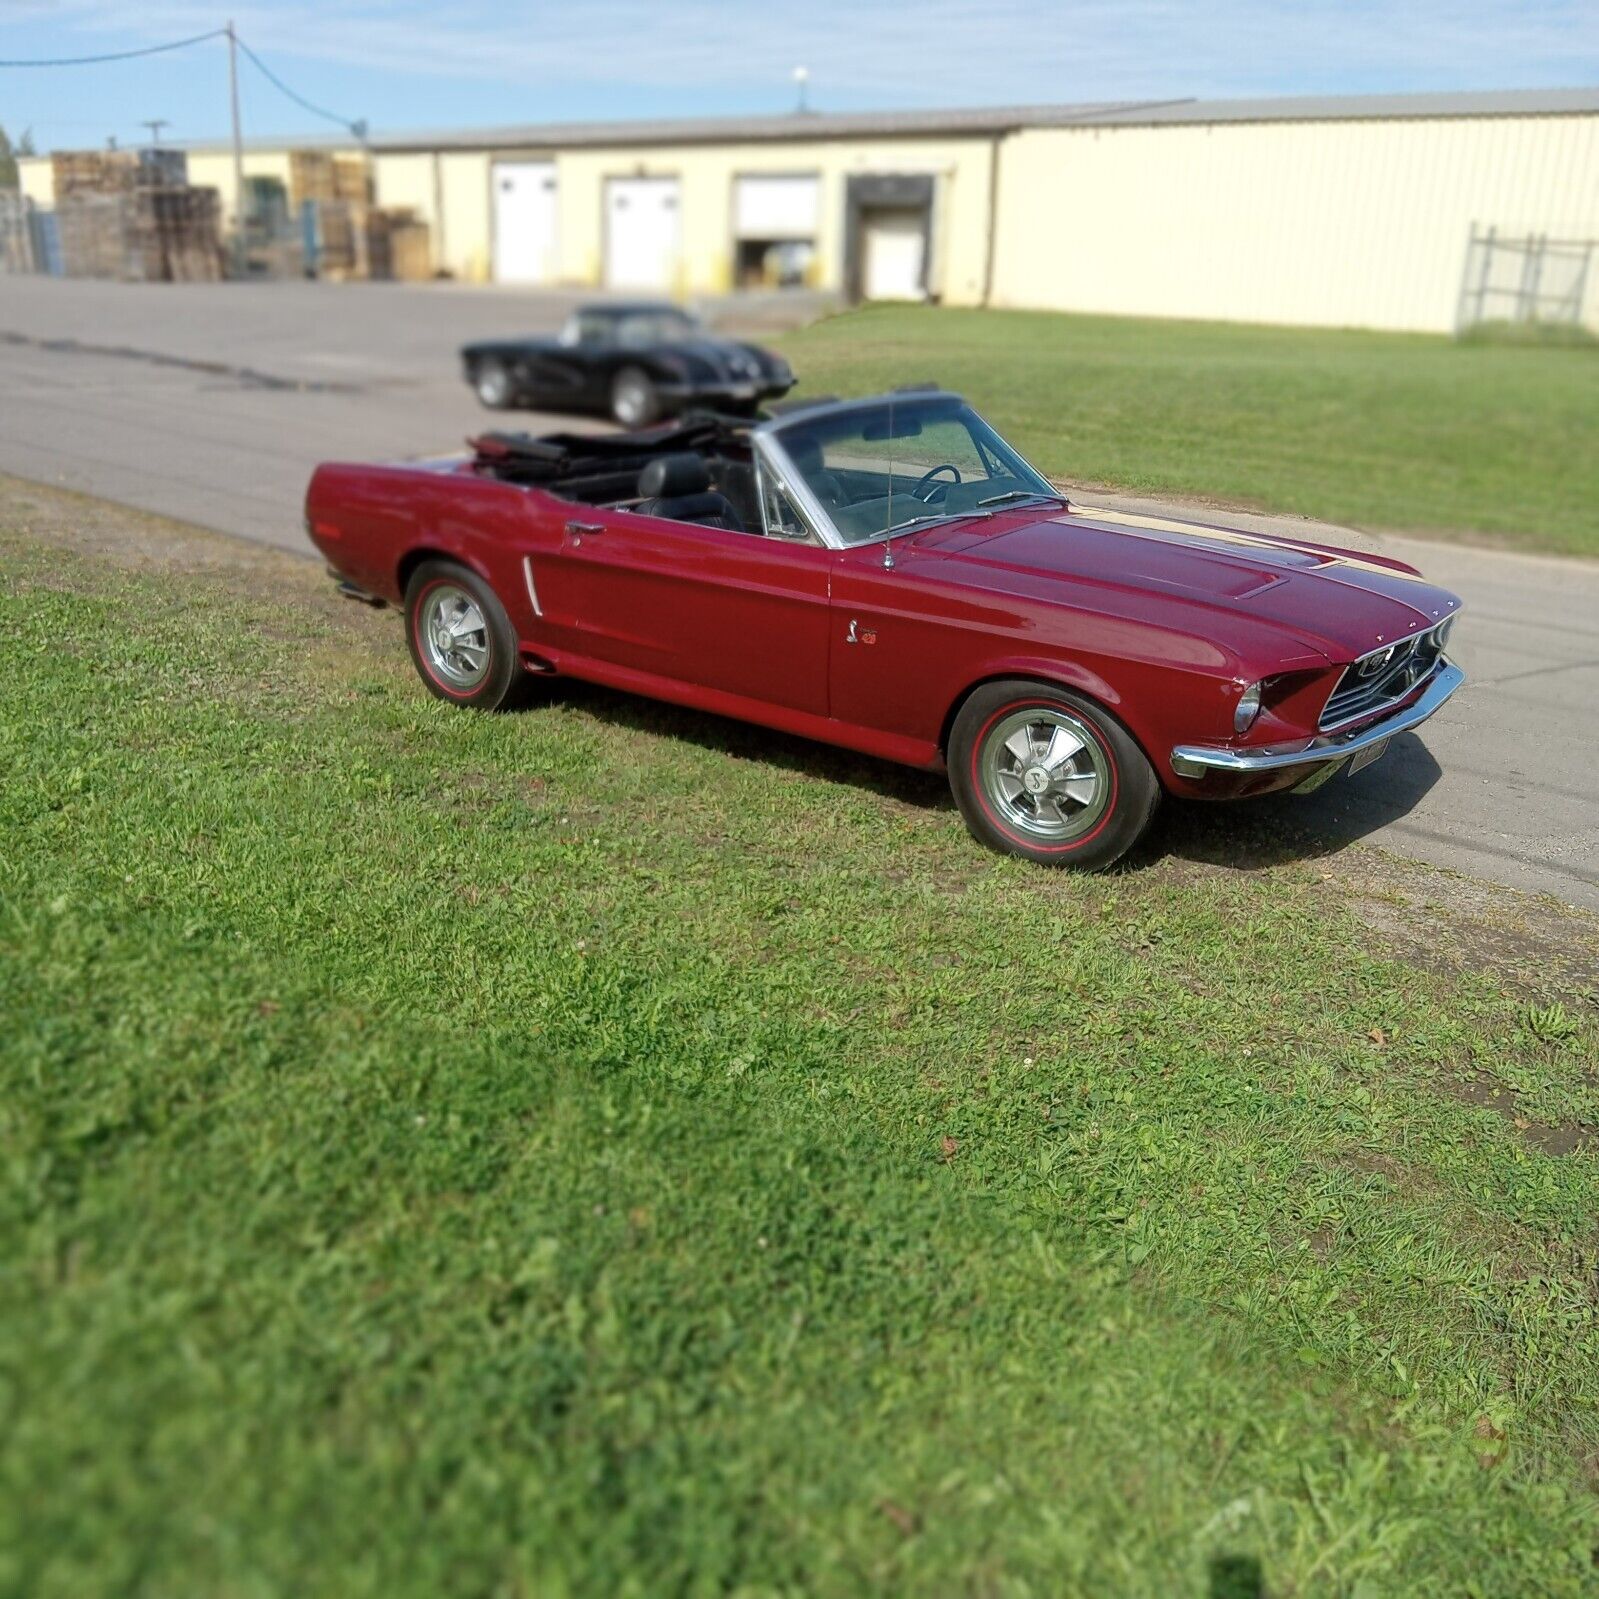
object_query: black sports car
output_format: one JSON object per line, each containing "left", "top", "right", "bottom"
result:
{"left": 460, "top": 302, "right": 796, "bottom": 427}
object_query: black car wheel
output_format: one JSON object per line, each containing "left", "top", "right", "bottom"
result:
{"left": 404, "top": 560, "right": 527, "bottom": 711}
{"left": 948, "top": 680, "right": 1160, "bottom": 871}
{"left": 473, "top": 358, "right": 515, "bottom": 410}
{"left": 611, "top": 367, "right": 661, "bottom": 428}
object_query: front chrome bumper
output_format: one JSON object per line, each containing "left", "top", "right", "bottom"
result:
{"left": 1170, "top": 662, "right": 1464, "bottom": 780}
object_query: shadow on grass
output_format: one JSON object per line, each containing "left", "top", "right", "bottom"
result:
{"left": 1138, "top": 731, "right": 1445, "bottom": 871}
{"left": 1208, "top": 1553, "right": 1266, "bottom": 1599}
{"left": 523, "top": 678, "right": 1444, "bottom": 873}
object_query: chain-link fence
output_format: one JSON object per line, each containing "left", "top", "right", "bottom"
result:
{"left": 0, "top": 190, "right": 38, "bottom": 273}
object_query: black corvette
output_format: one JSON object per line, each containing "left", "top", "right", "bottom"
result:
{"left": 460, "top": 302, "right": 796, "bottom": 426}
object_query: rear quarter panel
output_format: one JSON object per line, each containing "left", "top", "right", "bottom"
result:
{"left": 304, "top": 463, "right": 552, "bottom": 630}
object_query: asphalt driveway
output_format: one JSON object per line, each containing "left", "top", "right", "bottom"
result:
{"left": 2, "top": 277, "right": 1595, "bottom": 909}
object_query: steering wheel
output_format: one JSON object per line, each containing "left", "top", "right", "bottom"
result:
{"left": 910, "top": 463, "right": 962, "bottom": 503}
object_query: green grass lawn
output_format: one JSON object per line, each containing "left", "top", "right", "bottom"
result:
{"left": 3, "top": 494, "right": 1599, "bottom": 1596}
{"left": 777, "top": 305, "right": 1599, "bottom": 558}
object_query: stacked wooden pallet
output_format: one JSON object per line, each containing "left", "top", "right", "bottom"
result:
{"left": 136, "top": 148, "right": 189, "bottom": 188}
{"left": 52, "top": 149, "right": 139, "bottom": 199}
{"left": 313, "top": 200, "right": 364, "bottom": 278}
{"left": 139, "top": 188, "right": 224, "bottom": 281}
{"left": 289, "top": 152, "right": 372, "bottom": 210}
{"left": 361, "top": 207, "right": 433, "bottom": 281}
{"left": 58, "top": 186, "right": 223, "bottom": 281}
{"left": 57, "top": 194, "right": 137, "bottom": 278}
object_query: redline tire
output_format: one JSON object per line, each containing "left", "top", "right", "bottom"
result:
{"left": 404, "top": 561, "right": 526, "bottom": 711}
{"left": 948, "top": 680, "right": 1160, "bottom": 870}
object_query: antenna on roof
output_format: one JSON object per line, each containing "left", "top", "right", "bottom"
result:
{"left": 882, "top": 390, "right": 896, "bottom": 571}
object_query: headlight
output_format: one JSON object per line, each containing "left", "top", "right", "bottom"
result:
{"left": 1234, "top": 681, "right": 1263, "bottom": 734}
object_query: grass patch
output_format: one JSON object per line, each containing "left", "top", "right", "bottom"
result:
{"left": 1457, "top": 320, "right": 1599, "bottom": 352}
{"left": 3, "top": 501, "right": 1599, "bottom": 1595}
{"left": 777, "top": 305, "right": 1599, "bottom": 558}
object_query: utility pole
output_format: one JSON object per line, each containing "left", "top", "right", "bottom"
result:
{"left": 140, "top": 119, "right": 169, "bottom": 148}
{"left": 226, "top": 20, "right": 245, "bottom": 274}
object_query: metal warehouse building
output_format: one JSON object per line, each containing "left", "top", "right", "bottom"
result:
{"left": 18, "top": 86, "right": 1599, "bottom": 333}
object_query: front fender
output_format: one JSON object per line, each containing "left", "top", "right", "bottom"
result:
{"left": 938, "top": 655, "right": 1148, "bottom": 771}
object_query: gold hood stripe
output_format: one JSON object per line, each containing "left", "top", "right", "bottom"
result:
{"left": 1067, "top": 506, "right": 1434, "bottom": 588}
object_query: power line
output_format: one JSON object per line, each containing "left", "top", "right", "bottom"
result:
{"left": 0, "top": 28, "right": 228, "bottom": 68}
{"left": 0, "top": 24, "right": 367, "bottom": 145}
{"left": 233, "top": 36, "right": 366, "bottom": 141}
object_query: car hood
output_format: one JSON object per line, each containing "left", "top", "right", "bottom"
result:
{"left": 922, "top": 504, "right": 1460, "bottom": 664}
{"left": 658, "top": 337, "right": 785, "bottom": 380}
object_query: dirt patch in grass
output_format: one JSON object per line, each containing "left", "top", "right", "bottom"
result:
{"left": 1450, "top": 1071, "right": 1597, "bottom": 1158}
{"left": 1335, "top": 848, "right": 1599, "bottom": 1010}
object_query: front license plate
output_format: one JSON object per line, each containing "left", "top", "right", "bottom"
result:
{"left": 1348, "top": 737, "right": 1390, "bottom": 775}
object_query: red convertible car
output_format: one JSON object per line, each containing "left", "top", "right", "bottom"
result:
{"left": 305, "top": 391, "right": 1463, "bottom": 870}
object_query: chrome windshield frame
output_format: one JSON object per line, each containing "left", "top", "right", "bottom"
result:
{"left": 751, "top": 394, "right": 1060, "bottom": 554}
{"left": 752, "top": 422, "right": 849, "bottom": 551}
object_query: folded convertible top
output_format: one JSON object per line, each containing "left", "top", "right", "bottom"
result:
{"left": 469, "top": 411, "right": 753, "bottom": 484}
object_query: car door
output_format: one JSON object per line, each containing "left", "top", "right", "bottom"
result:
{"left": 546, "top": 504, "right": 833, "bottom": 717}
{"left": 515, "top": 341, "right": 589, "bottom": 411}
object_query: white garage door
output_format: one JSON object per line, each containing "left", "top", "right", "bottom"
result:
{"left": 493, "top": 161, "right": 557, "bottom": 285}
{"left": 862, "top": 208, "right": 927, "bottom": 301}
{"left": 733, "top": 174, "right": 819, "bottom": 239}
{"left": 605, "top": 176, "right": 680, "bottom": 291}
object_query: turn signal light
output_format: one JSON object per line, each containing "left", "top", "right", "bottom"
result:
{"left": 1234, "top": 681, "right": 1264, "bottom": 734}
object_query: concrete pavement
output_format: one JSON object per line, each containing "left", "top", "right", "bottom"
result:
{"left": 3, "top": 277, "right": 1596, "bottom": 909}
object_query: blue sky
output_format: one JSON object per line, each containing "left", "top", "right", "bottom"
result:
{"left": 3, "top": 1, "right": 1597, "bottom": 150}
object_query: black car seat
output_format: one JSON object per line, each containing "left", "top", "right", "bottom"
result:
{"left": 635, "top": 453, "right": 744, "bottom": 531}
{"left": 787, "top": 435, "right": 845, "bottom": 504}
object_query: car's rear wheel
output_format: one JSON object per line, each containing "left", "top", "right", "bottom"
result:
{"left": 611, "top": 366, "right": 661, "bottom": 428}
{"left": 473, "top": 358, "right": 515, "bottom": 410}
{"left": 404, "top": 561, "right": 526, "bottom": 711}
{"left": 948, "top": 680, "right": 1159, "bottom": 870}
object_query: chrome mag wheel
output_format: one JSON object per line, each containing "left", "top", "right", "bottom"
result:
{"left": 980, "top": 707, "right": 1111, "bottom": 841}
{"left": 613, "top": 371, "right": 651, "bottom": 427}
{"left": 475, "top": 361, "right": 511, "bottom": 407}
{"left": 418, "top": 583, "right": 491, "bottom": 690}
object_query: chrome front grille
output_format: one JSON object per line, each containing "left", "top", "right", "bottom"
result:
{"left": 1320, "top": 620, "right": 1452, "bottom": 731}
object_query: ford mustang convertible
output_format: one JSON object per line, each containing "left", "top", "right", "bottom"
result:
{"left": 305, "top": 390, "right": 1463, "bottom": 871}
{"left": 461, "top": 302, "right": 795, "bottom": 426}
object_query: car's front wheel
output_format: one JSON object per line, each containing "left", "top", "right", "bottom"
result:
{"left": 611, "top": 366, "right": 661, "bottom": 428}
{"left": 473, "top": 358, "right": 515, "bottom": 410}
{"left": 404, "top": 560, "right": 526, "bottom": 711}
{"left": 948, "top": 680, "right": 1159, "bottom": 870}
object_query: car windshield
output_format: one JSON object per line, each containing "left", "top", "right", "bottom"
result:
{"left": 770, "top": 395, "right": 1059, "bottom": 546}
{"left": 561, "top": 308, "right": 699, "bottom": 348}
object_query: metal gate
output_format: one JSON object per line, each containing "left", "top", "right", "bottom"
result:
{"left": 1455, "top": 225, "right": 1597, "bottom": 332}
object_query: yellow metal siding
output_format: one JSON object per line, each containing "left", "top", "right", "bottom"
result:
{"left": 520, "top": 136, "right": 993, "bottom": 301}
{"left": 990, "top": 114, "right": 1599, "bottom": 332}
{"left": 17, "top": 156, "right": 53, "bottom": 208}
{"left": 374, "top": 151, "right": 493, "bottom": 281}
{"left": 21, "top": 112, "right": 1596, "bottom": 332}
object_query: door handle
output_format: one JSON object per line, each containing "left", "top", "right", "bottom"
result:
{"left": 566, "top": 520, "right": 604, "bottom": 538}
